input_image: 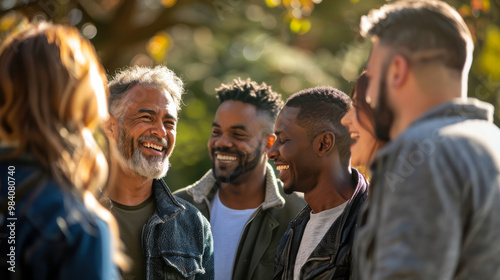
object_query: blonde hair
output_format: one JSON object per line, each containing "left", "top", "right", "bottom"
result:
{"left": 0, "top": 22, "right": 128, "bottom": 269}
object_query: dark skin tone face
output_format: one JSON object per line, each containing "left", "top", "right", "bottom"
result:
{"left": 207, "top": 100, "right": 276, "bottom": 209}
{"left": 267, "top": 106, "right": 320, "bottom": 194}
{"left": 268, "top": 105, "right": 355, "bottom": 213}
{"left": 208, "top": 100, "right": 270, "bottom": 185}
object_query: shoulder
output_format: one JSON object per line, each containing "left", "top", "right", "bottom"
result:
{"left": 11, "top": 178, "right": 111, "bottom": 266}
{"left": 21, "top": 180, "right": 101, "bottom": 239}
{"left": 173, "top": 187, "right": 195, "bottom": 204}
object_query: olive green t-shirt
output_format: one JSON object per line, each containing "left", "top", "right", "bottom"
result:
{"left": 111, "top": 196, "right": 156, "bottom": 280}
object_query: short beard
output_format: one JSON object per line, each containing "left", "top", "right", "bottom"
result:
{"left": 118, "top": 126, "right": 170, "bottom": 179}
{"left": 211, "top": 139, "right": 263, "bottom": 183}
{"left": 373, "top": 62, "right": 395, "bottom": 142}
{"left": 283, "top": 185, "right": 294, "bottom": 195}
{"left": 127, "top": 146, "right": 170, "bottom": 179}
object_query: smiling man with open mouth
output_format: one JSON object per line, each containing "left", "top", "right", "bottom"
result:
{"left": 103, "top": 65, "right": 214, "bottom": 280}
{"left": 268, "top": 86, "right": 368, "bottom": 280}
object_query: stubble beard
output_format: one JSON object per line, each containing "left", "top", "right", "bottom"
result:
{"left": 373, "top": 62, "right": 396, "bottom": 142}
{"left": 211, "top": 139, "right": 264, "bottom": 184}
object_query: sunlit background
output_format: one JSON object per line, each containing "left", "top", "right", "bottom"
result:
{"left": 1, "top": 0, "right": 499, "bottom": 189}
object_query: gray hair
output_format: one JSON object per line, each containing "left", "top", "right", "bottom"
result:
{"left": 108, "top": 65, "right": 184, "bottom": 120}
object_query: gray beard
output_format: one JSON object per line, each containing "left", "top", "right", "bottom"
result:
{"left": 126, "top": 147, "right": 170, "bottom": 179}
{"left": 117, "top": 129, "right": 170, "bottom": 179}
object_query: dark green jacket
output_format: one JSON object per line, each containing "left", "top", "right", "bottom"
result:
{"left": 174, "top": 163, "right": 306, "bottom": 280}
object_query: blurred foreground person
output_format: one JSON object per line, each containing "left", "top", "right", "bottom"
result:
{"left": 341, "top": 71, "right": 385, "bottom": 177}
{"left": 104, "top": 66, "right": 213, "bottom": 280}
{"left": 268, "top": 87, "right": 368, "bottom": 279}
{"left": 0, "top": 23, "right": 125, "bottom": 279}
{"left": 175, "top": 78, "right": 305, "bottom": 280}
{"left": 353, "top": 0, "right": 500, "bottom": 279}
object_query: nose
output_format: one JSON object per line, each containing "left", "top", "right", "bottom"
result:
{"left": 267, "top": 141, "right": 278, "bottom": 160}
{"left": 214, "top": 133, "right": 233, "bottom": 148}
{"left": 151, "top": 120, "right": 167, "bottom": 139}
{"left": 341, "top": 109, "right": 353, "bottom": 127}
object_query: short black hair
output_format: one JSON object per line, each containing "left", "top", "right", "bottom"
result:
{"left": 216, "top": 78, "right": 283, "bottom": 135}
{"left": 285, "top": 86, "right": 352, "bottom": 167}
{"left": 360, "top": 0, "right": 473, "bottom": 71}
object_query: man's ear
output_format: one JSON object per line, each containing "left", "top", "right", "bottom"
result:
{"left": 104, "top": 115, "right": 119, "bottom": 140}
{"left": 389, "top": 54, "right": 410, "bottom": 90}
{"left": 314, "top": 132, "right": 335, "bottom": 156}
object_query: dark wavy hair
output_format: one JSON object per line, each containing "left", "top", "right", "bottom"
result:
{"left": 349, "top": 71, "right": 386, "bottom": 163}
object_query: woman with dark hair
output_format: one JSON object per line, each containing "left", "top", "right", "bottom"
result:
{"left": 341, "top": 71, "right": 385, "bottom": 175}
{"left": 0, "top": 22, "right": 127, "bottom": 279}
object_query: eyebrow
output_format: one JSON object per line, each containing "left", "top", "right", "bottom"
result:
{"left": 212, "top": 122, "right": 248, "bottom": 131}
{"left": 138, "top": 109, "right": 177, "bottom": 120}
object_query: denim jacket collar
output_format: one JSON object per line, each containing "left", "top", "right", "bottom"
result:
{"left": 152, "top": 179, "right": 185, "bottom": 222}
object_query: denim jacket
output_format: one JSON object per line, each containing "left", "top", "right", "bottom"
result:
{"left": 0, "top": 152, "right": 119, "bottom": 280}
{"left": 104, "top": 179, "right": 214, "bottom": 280}
{"left": 274, "top": 168, "right": 368, "bottom": 280}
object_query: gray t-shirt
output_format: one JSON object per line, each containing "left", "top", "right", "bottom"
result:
{"left": 294, "top": 201, "right": 347, "bottom": 280}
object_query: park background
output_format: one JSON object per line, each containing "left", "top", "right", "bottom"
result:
{"left": 1, "top": 0, "right": 499, "bottom": 190}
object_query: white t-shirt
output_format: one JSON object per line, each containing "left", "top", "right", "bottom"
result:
{"left": 210, "top": 191, "right": 258, "bottom": 280}
{"left": 293, "top": 201, "right": 348, "bottom": 280}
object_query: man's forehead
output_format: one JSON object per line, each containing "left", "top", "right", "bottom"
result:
{"left": 214, "top": 101, "right": 262, "bottom": 124}
{"left": 125, "top": 85, "right": 171, "bottom": 100}
{"left": 275, "top": 107, "right": 300, "bottom": 130}
{"left": 124, "top": 86, "right": 177, "bottom": 115}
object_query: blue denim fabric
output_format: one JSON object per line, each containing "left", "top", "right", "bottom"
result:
{"left": 0, "top": 156, "right": 119, "bottom": 280}
{"left": 140, "top": 179, "right": 214, "bottom": 280}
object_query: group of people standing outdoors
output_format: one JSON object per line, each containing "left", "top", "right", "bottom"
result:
{"left": 1, "top": 0, "right": 500, "bottom": 279}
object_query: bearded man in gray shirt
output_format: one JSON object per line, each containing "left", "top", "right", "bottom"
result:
{"left": 353, "top": 1, "right": 500, "bottom": 279}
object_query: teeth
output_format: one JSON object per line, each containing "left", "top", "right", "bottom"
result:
{"left": 350, "top": 132, "right": 360, "bottom": 139}
{"left": 144, "top": 142, "right": 163, "bottom": 151}
{"left": 217, "top": 154, "right": 237, "bottom": 161}
{"left": 276, "top": 165, "right": 289, "bottom": 171}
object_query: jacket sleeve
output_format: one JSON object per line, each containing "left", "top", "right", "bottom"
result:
{"left": 58, "top": 218, "right": 120, "bottom": 280}
{"left": 371, "top": 142, "right": 463, "bottom": 280}
{"left": 197, "top": 214, "right": 214, "bottom": 280}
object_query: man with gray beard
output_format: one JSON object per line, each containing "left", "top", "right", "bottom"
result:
{"left": 103, "top": 65, "right": 213, "bottom": 280}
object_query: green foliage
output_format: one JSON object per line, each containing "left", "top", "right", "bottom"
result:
{"left": 1, "top": 0, "right": 498, "bottom": 190}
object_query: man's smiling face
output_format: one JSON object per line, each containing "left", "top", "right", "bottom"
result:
{"left": 117, "top": 85, "right": 178, "bottom": 179}
{"left": 267, "top": 106, "right": 318, "bottom": 194}
{"left": 208, "top": 100, "right": 268, "bottom": 184}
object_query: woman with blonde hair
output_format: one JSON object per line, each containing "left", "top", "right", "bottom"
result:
{"left": 0, "top": 22, "right": 126, "bottom": 279}
{"left": 341, "top": 71, "right": 386, "bottom": 177}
